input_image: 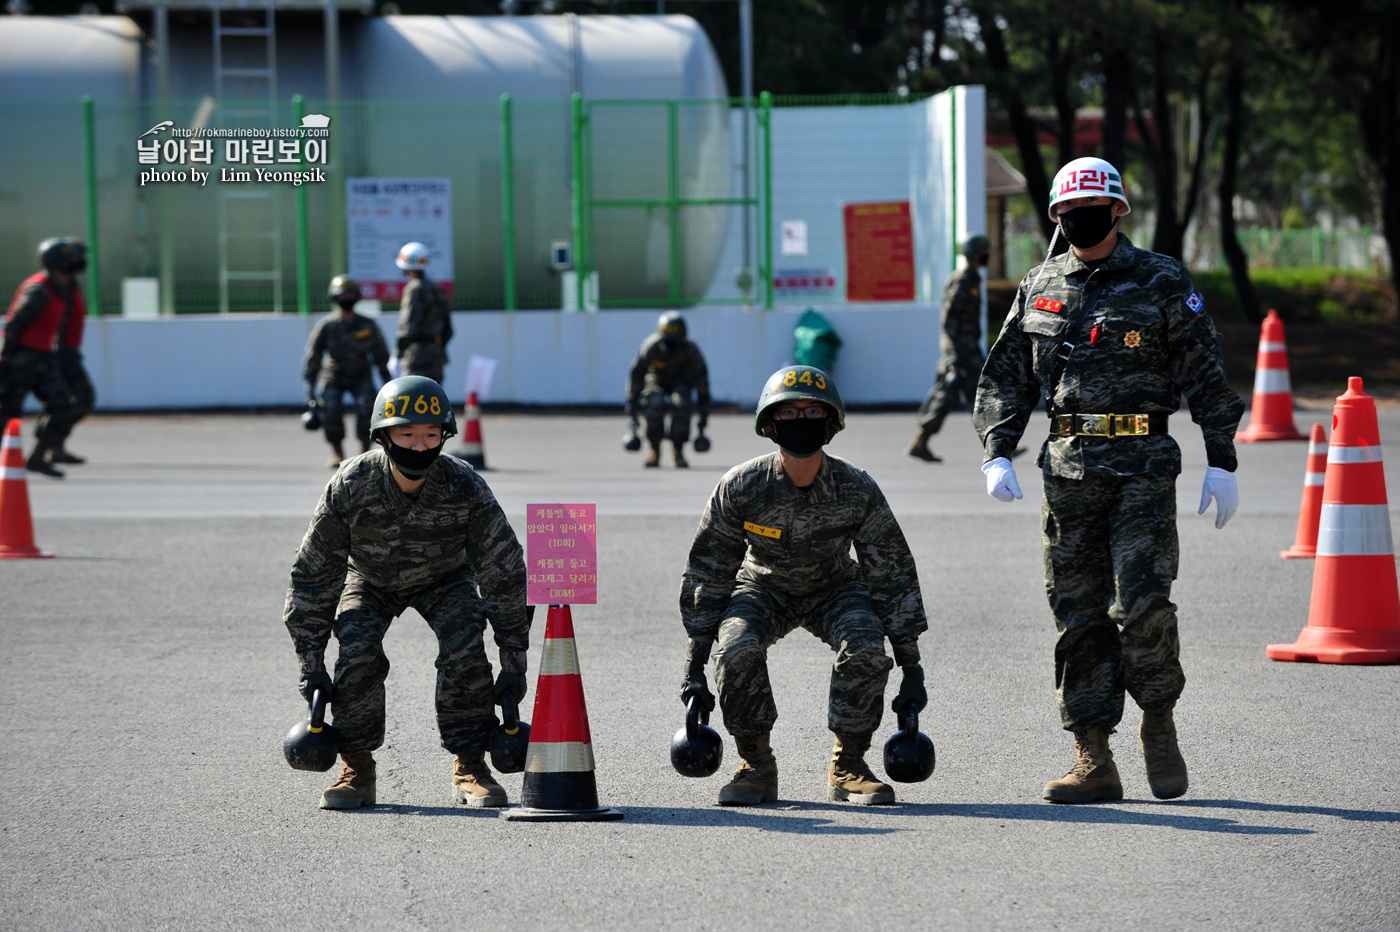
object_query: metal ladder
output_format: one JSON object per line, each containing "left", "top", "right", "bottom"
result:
{"left": 213, "top": 2, "right": 282, "bottom": 313}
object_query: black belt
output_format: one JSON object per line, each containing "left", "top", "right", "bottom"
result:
{"left": 1050, "top": 413, "right": 1169, "bottom": 438}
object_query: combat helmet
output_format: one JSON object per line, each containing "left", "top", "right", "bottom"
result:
{"left": 37, "top": 237, "right": 86, "bottom": 273}
{"left": 1047, "top": 157, "right": 1131, "bottom": 219}
{"left": 370, "top": 375, "right": 457, "bottom": 441}
{"left": 657, "top": 312, "right": 687, "bottom": 343}
{"left": 961, "top": 234, "right": 992, "bottom": 258}
{"left": 327, "top": 275, "right": 361, "bottom": 303}
{"left": 754, "top": 365, "right": 844, "bottom": 443}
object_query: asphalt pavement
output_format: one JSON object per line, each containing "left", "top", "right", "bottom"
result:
{"left": 2, "top": 403, "right": 1399, "bottom": 931}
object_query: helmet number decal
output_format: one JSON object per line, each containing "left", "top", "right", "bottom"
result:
{"left": 781, "top": 369, "right": 826, "bottom": 390}
{"left": 384, "top": 394, "right": 443, "bottom": 417}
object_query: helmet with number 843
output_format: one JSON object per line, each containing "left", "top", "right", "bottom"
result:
{"left": 371, "top": 376, "right": 457, "bottom": 440}
{"left": 754, "top": 365, "right": 845, "bottom": 443}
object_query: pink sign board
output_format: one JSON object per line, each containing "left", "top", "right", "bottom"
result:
{"left": 525, "top": 503, "right": 598, "bottom": 605}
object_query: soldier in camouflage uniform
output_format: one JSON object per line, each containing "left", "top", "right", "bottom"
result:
{"left": 626, "top": 312, "right": 710, "bottom": 468}
{"left": 284, "top": 375, "right": 531, "bottom": 811}
{"left": 972, "top": 157, "right": 1244, "bottom": 804}
{"left": 303, "top": 275, "right": 392, "bottom": 468}
{"left": 394, "top": 242, "right": 453, "bottom": 384}
{"left": 679, "top": 365, "right": 929, "bottom": 806}
{"left": 909, "top": 234, "right": 992, "bottom": 463}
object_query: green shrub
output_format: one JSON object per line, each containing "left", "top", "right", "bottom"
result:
{"left": 1191, "top": 268, "right": 1393, "bottom": 324}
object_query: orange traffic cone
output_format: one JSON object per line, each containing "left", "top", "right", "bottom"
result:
{"left": 1237, "top": 309, "right": 1306, "bottom": 442}
{"left": 1268, "top": 378, "right": 1400, "bottom": 663}
{"left": 0, "top": 418, "right": 54, "bottom": 559}
{"left": 454, "top": 391, "right": 487, "bottom": 469}
{"left": 501, "top": 605, "right": 623, "bottom": 822}
{"left": 1280, "top": 422, "right": 1328, "bottom": 559}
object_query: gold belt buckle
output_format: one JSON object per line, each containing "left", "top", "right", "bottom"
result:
{"left": 1078, "top": 414, "right": 1111, "bottom": 437}
{"left": 1112, "top": 414, "right": 1149, "bottom": 436}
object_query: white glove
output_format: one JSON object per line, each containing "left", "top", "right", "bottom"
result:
{"left": 1198, "top": 466, "right": 1238, "bottom": 529}
{"left": 982, "top": 457, "right": 1023, "bottom": 502}
{"left": 387, "top": 355, "right": 401, "bottom": 378}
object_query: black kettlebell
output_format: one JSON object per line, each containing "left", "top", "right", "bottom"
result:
{"left": 489, "top": 690, "right": 531, "bottom": 774}
{"left": 283, "top": 688, "right": 341, "bottom": 772}
{"left": 883, "top": 709, "right": 935, "bottom": 783}
{"left": 623, "top": 427, "right": 642, "bottom": 452}
{"left": 671, "top": 697, "right": 724, "bottom": 778}
{"left": 692, "top": 428, "right": 711, "bottom": 453}
{"left": 301, "top": 404, "right": 322, "bottom": 432}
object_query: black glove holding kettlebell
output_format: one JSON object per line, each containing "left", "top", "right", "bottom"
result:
{"left": 494, "top": 648, "right": 529, "bottom": 706}
{"left": 890, "top": 664, "right": 927, "bottom": 717}
{"left": 679, "top": 636, "right": 716, "bottom": 713}
{"left": 299, "top": 668, "right": 335, "bottom": 705}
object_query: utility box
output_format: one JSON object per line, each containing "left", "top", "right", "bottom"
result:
{"left": 122, "top": 278, "right": 160, "bottom": 318}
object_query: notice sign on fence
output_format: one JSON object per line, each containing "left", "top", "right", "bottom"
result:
{"left": 526, "top": 503, "right": 598, "bottom": 605}
{"left": 843, "top": 201, "right": 915, "bottom": 302}
{"left": 347, "top": 177, "right": 454, "bottom": 302}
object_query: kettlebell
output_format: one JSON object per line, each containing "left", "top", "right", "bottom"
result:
{"left": 692, "top": 428, "right": 711, "bottom": 453}
{"left": 489, "top": 690, "right": 531, "bottom": 774}
{"left": 283, "top": 688, "right": 341, "bottom": 772}
{"left": 670, "top": 697, "right": 724, "bottom": 778}
{"left": 883, "top": 709, "right": 935, "bottom": 783}
{"left": 301, "top": 404, "right": 321, "bottom": 432}
{"left": 623, "top": 427, "right": 642, "bottom": 452}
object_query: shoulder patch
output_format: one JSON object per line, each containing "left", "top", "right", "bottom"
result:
{"left": 1033, "top": 297, "right": 1064, "bottom": 313}
{"left": 1185, "top": 291, "right": 1204, "bottom": 315}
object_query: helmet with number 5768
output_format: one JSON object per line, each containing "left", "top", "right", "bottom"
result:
{"left": 754, "top": 365, "right": 845, "bottom": 443}
{"left": 370, "top": 375, "right": 457, "bottom": 440}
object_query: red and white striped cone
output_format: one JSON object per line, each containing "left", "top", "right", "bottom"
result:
{"left": 1237, "top": 309, "right": 1306, "bottom": 442}
{"left": 454, "top": 391, "right": 488, "bottom": 469}
{"left": 1280, "top": 422, "right": 1328, "bottom": 559}
{"left": 501, "top": 605, "right": 623, "bottom": 821}
{"left": 0, "top": 418, "right": 54, "bottom": 559}
{"left": 1268, "top": 378, "right": 1400, "bottom": 663}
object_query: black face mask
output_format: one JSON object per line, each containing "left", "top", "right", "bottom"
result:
{"left": 772, "top": 418, "right": 827, "bottom": 458}
{"left": 1058, "top": 204, "right": 1118, "bottom": 249}
{"left": 383, "top": 440, "right": 444, "bottom": 479}
{"left": 334, "top": 298, "right": 358, "bottom": 313}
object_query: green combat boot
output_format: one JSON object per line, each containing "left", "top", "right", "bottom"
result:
{"left": 1043, "top": 727, "right": 1123, "bottom": 804}
{"left": 452, "top": 750, "right": 508, "bottom": 807}
{"left": 320, "top": 751, "right": 376, "bottom": 810}
{"left": 718, "top": 733, "right": 778, "bottom": 806}
{"left": 1140, "top": 708, "right": 1189, "bottom": 800}
{"left": 828, "top": 733, "right": 896, "bottom": 805}
{"left": 906, "top": 430, "right": 941, "bottom": 463}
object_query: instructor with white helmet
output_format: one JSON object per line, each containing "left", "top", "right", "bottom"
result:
{"left": 395, "top": 241, "right": 453, "bottom": 384}
{"left": 973, "top": 156, "right": 1245, "bottom": 805}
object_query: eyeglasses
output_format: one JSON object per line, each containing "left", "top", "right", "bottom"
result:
{"left": 773, "top": 405, "right": 828, "bottom": 421}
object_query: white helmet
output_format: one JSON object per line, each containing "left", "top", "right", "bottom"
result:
{"left": 1047, "top": 157, "right": 1130, "bottom": 220}
{"left": 396, "top": 241, "right": 431, "bottom": 271}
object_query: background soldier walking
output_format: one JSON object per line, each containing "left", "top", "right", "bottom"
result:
{"left": 909, "top": 234, "right": 991, "bottom": 463}
{"left": 679, "top": 366, "right": 929, "bottom": 806}
{"left": 394, "top": 241, "right": 453, "bottom": 384}
{"left": 625, "top": 312, "right": 710, "bottom": 468}
{"left": 973, "top": 157, "right": 1244, "bottom": 805}
{"left": 303, "top": 275, "right": 392, "bottom": 468}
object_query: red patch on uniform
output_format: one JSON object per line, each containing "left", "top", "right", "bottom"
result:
{"left": 1033, "top": 297, "right": 1064, "bottom": 313}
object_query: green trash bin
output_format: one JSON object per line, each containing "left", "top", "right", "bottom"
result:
{"left": 793, "top": 308, "right": 842, "bottom": 372}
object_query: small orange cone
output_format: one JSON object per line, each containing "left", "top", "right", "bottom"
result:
{"left": 1280, "top": 422, "right": 1328, "bottom": 559}
{"left": 454, "top": 391, "right": 487, "bottom": 469}
{"left": 1237, "top": 309, "right": 1306, "bottom": 442}
{"left": 1268, "top": 378, "right": 1400, "bottom": 663}
{"left": 501, "top": 605, "right": 623, "bottom": 821}
{"left": 0, "top": 418, "right": 54, "bottom": 559}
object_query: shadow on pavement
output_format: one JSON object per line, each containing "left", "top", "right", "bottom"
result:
{"left": 1172, "top": 798, "right": 1400, "bottom": 822}
{"left": 615, "top": 804, "right": 908, "bottom": 834}
{"left": 929, "top": 801, "right": 1310, "bottom": 834}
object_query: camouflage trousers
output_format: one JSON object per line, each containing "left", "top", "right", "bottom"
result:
{"left": 713, "top": 579, "right": 894, "bottom": 738}
{"left": 640, "top": 387, "right": 693, "bottom": 446}
{"left": 401, "top": 342, "right": 446, "bottom": 384}
{"left": 1042, "top": 472, "right": 1185, "bottom": 731}
{"left": 318, "top": 373, "right": 377, "bottom": 447}
{"left": 0, "top": 347, "right": 82, "bottom": 444}
{"left": 917, "top": 349, "right": 982, "bottom": 435}
{"left": 329, "top": 566, "right": 498, "bottom": 755}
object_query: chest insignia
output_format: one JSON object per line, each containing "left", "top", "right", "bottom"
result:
{"left": 1124, "top": 330, "right": 1142, "bottom": 348}
{"left": 651, "top": 360, "right": 668, "bottom": 369}
{"left": 1033, "top": 297, "right": 1064, "bottom": 313}
{"left": 354, "top": 328, "right": 374, "bottom": 339}
{"left": 743, "top": 521, "right": 782, "bottom": 540}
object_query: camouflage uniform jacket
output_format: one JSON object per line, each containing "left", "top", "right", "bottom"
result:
{"left": 939, "top": 264, "right": 983, "bottom": 361}
{"left": 284, "top": 449, "right": 528, "bottom": 670}
{"left": 627, "top": 334, "right": 711, "bottom": 406}
{"left": 679, "top": 452, "right": 927, "bottom": 665}
{"left": 303, "top": 310, "right": 391, "bottom": 383}
{"left": 974, "top": 235, "right": 1244, "bottom": 479}
{"left": 396, "top": 276, "right": 453, "bottom": 356}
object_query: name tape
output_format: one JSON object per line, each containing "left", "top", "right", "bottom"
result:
{"left": 743, "top": 522, "right": 782, "bottom": 539}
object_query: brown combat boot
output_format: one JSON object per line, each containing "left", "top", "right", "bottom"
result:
{"left": 320, "top": 751, "right": 376, "bottom": 810}
{"left": 718, "top": 733, "right": 778, "bottom": 805}
{"left": 327, "top": 441, "right": 344, "bottom": 469}
{"left": 906, "top": 430, "right": 941, "bottom": 463}
{"left": 644, "top": 443, "right": 660, "bottom": 468}
{"left": 672, "top": 443, "right": 689, "bottom": 468}
{"left": 1140, "top": 708, "right": 1189, "bottom": 800}
{"left": 26, "top": 442, "right": 64, "bottom": 479}
{"left": 452, "top": 749, "right": 508, "bottom": 807}
{"left": 828, "top": 733, "right": 896, "bottom": 805}
{"left": 1043, "top": 727, "right": 1123, "bottom": 804}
